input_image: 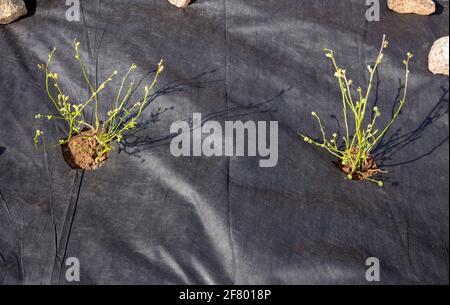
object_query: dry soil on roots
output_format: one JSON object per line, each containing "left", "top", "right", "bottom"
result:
{"left": 335, "top": 147, "right": 384, "bottom": 181}
{"left": 61, "top": 129, "right": 107, "bottom": 170}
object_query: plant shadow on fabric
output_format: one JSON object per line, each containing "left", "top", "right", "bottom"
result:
{"left": 116, "top": 69, "right": 222, "bottom": 159}
{"left": 119, "top": 82, "right": 290, "bottom": 163}
{"left": 331, "top": 81, "right": 449, "bottom": 187}
{"left": 373, "top": 85, "right": 449, "bottom": 174}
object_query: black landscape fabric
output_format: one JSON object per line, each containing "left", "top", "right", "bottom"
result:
{"left": 0, "top": 0, "right": 449, "bottom": 284}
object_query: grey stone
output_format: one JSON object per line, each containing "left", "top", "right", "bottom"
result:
{"left": 0, "top": 0, "right": 27, "bottom": 24}
{"left": 168, "top": 0, "right": 191, "bottom": 8}
{"left": 387, "top": 0, "right": 436, "bottom": 15}
{"left": 429, "top": 36, "right": 449, "bottom": 76}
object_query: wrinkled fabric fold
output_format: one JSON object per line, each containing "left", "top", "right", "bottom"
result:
{"left": 0, "top": 0, "right": 448, "bottom": 284}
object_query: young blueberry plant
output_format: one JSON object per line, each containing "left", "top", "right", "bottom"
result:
{"left": 34, "top": 39, "right": 164, "bottom": 168}
{"left": 299, "top": 35, "right": 412, "bottom": 186}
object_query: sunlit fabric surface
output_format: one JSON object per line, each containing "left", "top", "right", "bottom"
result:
{"left": 0, "top": 0, "right": 448, "bottom": 284}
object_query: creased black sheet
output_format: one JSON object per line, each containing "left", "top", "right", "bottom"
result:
{"left": 0, "top": 0, "right": 448, "bottom": 284}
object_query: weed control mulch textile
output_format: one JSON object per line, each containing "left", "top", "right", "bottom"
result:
{"left": 0, "top": 0, "right": 448, "bottom": 284}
